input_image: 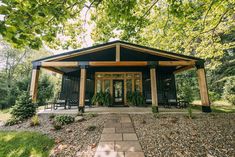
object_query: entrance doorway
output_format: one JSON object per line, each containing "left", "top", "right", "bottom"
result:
{"left": 113, "top": 80, "right": 124, "bottom": 105}
{"left": 95, "top": 72, "right": 142, "bottom": 105}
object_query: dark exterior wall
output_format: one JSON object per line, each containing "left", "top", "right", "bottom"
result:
{"left": 60, "top": 66, "right": 177, "bottom": 105}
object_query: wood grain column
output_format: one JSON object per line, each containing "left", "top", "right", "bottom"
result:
{"left": 197, "top": 68, "right": 211, "bottom": 112}
{"left": 79, "top": 68, "right": 86, "bottom": 112}
{"left": 150, "top": 67, "right": 158, "bottom": 111}
{"left": 30, "top": 67, "right": 40, "bottom": 103}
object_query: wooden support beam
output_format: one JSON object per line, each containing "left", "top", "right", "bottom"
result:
{"left": 197, "top": 68, "right": 211, "bottom": 112}
{"left": 42, "top": 67, "right": 64, "bottom": 74}
{"left": 116, "top": 43, "right": 120, "bottom": 61}
{"left": 89, "top": 61, "right": 148, "bottom": 67}
{"left": 173, "top": 65, "right": 195, "bottom": 74}
{"left": 150, "top": 68, "right": 158, "bottom": 108}
{"left": 79, "top": 68, "right": 86, "bottom": 109}
{"left": 30, "top": 68, "right": 40, "bottom": 103}
{"left": 41, "top": 61, "right": 79, "bottom": 67}
{"left": 159, "top": 61, "right": 195, "bottom": 66}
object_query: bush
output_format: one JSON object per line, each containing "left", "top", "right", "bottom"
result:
{"left": 86, "top": 125, "right": 96, "bottom": 131}
{"left": 55, "top": 115, "right": 74, "bottom": 125}
{"left": 5, "top": 118, "right": 21, "bottom": 126}
{"left": 223, "top": 77, "right": 235, "bottom": 105}
{"left": 11, "top": 92, "right": 36, "bottom": 120}
{"left": 91, "top": 92, "right": 112, "bottom": 106}
{"left": 49, "top": 114, "right": 55, "bottom": 119}
{"left": 53, "top": 122, "right": 62, "bottom": 130}
{"left": 187, "top": 104, "right": 193, "bottom": 119}
{"left": 152, "top": 106, "right": 158, "bottom": 113}
{"left": 127, "top": 91, "right": 145, "bottom": 106}
{"left": 30, "top": 115, "right": 40, "bottom": 126}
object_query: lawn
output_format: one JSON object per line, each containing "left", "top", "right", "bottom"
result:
{"left": 0, "top": 131, "right": 54, "bottom": 157}
{"left": 0, "top": 109, "right": 11, "bottom": 122}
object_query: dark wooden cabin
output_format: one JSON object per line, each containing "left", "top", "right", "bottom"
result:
{"left": 30, "top": 40, "right": 211, "bottom": 112}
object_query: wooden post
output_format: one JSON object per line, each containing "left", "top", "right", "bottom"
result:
{"left": 197, "top": 68, "right": 211, "bottom": 112}
{"left": 30, "top": 67, "right": 40, "bottom": 103}
{"left": 116, "top": 43, "right": 120, "bottom": 62}
{"left": 150, "top": 67, "right": 158, "bottom": 112}
{"left": 79, "top": 68, "right": 86, "bottom": 113}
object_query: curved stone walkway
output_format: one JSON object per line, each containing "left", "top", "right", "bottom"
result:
{"left": 94, "top": 114, "right": 144, "bottom": 157}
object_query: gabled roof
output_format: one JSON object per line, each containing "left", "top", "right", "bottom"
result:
{"left": 33, "top": 40, "right": 202, "bottom": 63}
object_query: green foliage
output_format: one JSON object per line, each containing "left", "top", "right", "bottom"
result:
{"left": 0, "top": 131, "right": 54, "bottom": 157}
{"left": 10, "top": 92, "right": 36, "bottom": 120}
{"left": 187, "top": 104, "right": 193, "bottom": 119}
{"left": 176, "top": 71, "right": 198, "bottom": 103}
{"left": 37, "top": 75, "right": 54, "bottom": 106}
{"left": 91, "top": 92, "right": 112, "bottom": 106}
{"left": 53, "top": 122, "right": 62, "bottom": 130}
{"left": 49, "top": 114, "right": 55, "bottom": 119}
{"left": 223, "top": 77, "right": 235, "bottom": 105}
{"left": 55, "top": 115, "right": 75, "bottom": 125}
{"left": 126, "top": 91, "right": 145, "bottom": 106}
{"left": 86, "top": 125, "right": 96, "bottom": 131}
{"left": 30, "top": 115, "right": 40, "bottom": 126}
{"left": 5, "top": 118, "right": 21, "bottom": 126}
{"left": 152, "top": 106, "right": 158, "bottom": 113}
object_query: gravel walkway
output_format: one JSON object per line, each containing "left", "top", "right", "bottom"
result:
{"left": 131, "top": 113, "right": 235, "bottom": 157}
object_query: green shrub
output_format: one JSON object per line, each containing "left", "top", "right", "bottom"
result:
{"left": 127, "top": 91, "right": 145, "bottom": 106}
{"left": 91, "top": 92, "right": 112, "bottom": 106}
{"left": 152, "top": 106, "right": 158, "bottom": 113}
{"left": 30, "top": 115, "right": 40, "bottom": 126}
{"left": 5, "top": 118, "right": 21, "bottom": 126}
{"left": 55, "top": 115, "right": 74, "bottom": 125}
{"left": 49, "top": 114, "right": 55, "bottom": 119}
{"left": 53, "top": 122, "right": 62, "bottom": 130}
{"left": 187, "top": 104, "right": 193, "bottom": 119}
{"left": 223, "top": 77, "right": 235, "bottom": 105}
{"left": 86, "top": 125, "right": 96, "bottom": 131}
{"left": 11, "top": 92, "right": 36, "bottom": 120}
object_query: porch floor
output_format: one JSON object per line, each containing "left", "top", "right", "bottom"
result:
{"left": 38, "top": 106, "right": 200, "bottom": 115}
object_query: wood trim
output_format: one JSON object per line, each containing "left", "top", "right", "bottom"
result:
{"left": 41, "top": 61, "right": 195, "bottom": 68}
{"left": 79, "top": 68, "right": 86, "bottom": 107}
{"left": 197, "top": 68, "right": 210, "bottom": 106}
{"left": 89, "top": 61, "right": 148, "bottom": 67}
{"left": 150, "top": 68, "right": 158, "bottom": 106}
{"left": 43, "top": 44, "right": 116, "bottom": 62}
{"left": 159, "top": 61, "right": 195, "bottom": 66}
{"left": 30, "top": 69, "right": 40, "bottom": 103}
{"left": 121, "top": 43, "right": 196, "bottom": 61}
{"left": 173, "top": 65, "right": 195, "bottom": 74}
{"left": 116, "top": 43, "right": 120, "bottom": 61}
{"left": 42, "top": 67, "right": 64, "bottom": 74}
{"left": 41, "top": 62, "right": 79, "bottom": 67}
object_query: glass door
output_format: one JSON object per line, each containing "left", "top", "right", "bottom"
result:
{"left": 113, "top": 80, "right": 124, "bottom": 105}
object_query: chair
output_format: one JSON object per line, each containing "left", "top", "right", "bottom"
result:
{"left": 67, "top": 99, "right": 79, "bottom": 109}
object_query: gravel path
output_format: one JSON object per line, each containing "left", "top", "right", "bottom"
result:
{"left": 131, "top": 113, "right": 235, "bottom": 157}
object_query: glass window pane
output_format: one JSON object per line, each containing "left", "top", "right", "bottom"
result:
{"left": 96, "top": 80, "right": 102, "bottom": 93}
{"left": 126, "top": 74, "right": 133, "bottom": 78}
{"left": 135, "top": 79, "right": 141, "bottom": 92}
{"left": 104, "top": 80, "right": 110, "bottom": 93}
{"left": 113, "top": 74, "right": 124, "bottom": 78}
{"left": 134, "top": 74, "right": 140, "bottom": 78}
{"left": 126, "top": 79, "right": 132, "bottom": 93}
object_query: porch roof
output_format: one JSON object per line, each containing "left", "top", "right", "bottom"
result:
{"left": 33, "top": 40, "right": 203, "bottom": 63}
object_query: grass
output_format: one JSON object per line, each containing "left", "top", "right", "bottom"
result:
{"left": 0, "top": 108, "right": 11, "bottom": 122}
{"left": 191, "top": 105, "right": 235, "bottom": 113}
{"left": 0, "top": 131, "right": 54, "bottom": 157}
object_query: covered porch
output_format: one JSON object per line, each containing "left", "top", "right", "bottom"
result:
{"left": 30, "top": 41, "right": 211, "bottom": 113}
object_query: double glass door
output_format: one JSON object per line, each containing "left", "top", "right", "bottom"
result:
{"left": 95, "top": 72, "right": 142, "bottom": 105}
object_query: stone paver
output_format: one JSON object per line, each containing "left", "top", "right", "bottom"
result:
{"left": 115, "top": 127, "right": 135, "bottom": 133}
{"left": 123, "top": 133, "right": 138, "bottom": 141}
{"left": 96, "top": 142, "right": 114, "bottom": 152}
{"left": 115, "top": 141, "right": 142, "bottom": 152}
{"left": 103, "top": 128, "right": 116, "bottom": 134}
{"left": 100, "top": 133, "right": 123, "bottom": 141}
{"left": 94, "top": 151, "right": 124, "bottom": 157}
{"left": 125, "top": 152, "right": 145, "bottom": 157}
{"left": 95, "top": 114, "right": 144, "bottom": 157}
